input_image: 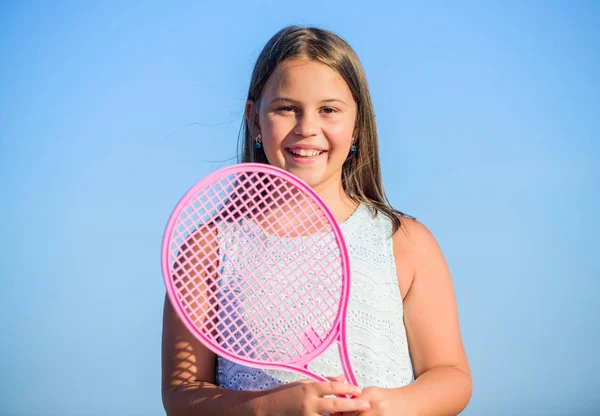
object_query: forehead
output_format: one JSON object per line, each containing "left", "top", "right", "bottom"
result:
{"left": 262, "top": 59, "right": 354, "bottom": 101}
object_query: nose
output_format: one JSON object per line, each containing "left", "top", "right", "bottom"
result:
{"left": 293, "top": 111, "right": 319, "bottom": 137}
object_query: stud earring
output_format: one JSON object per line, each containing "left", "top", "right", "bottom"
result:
{"left": 351, "top": 144, "right": 357, "bottom": 152}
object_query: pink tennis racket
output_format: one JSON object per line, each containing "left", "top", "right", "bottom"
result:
{"left": 161, "top": 163, "right": 357, "bottom": 385}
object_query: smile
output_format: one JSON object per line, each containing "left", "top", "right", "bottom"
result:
{"left": 286, "top": 148, "right": 325, "bottom": 157}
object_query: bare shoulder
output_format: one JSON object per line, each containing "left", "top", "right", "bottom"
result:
{"left": 391, "top": 215, "right": 445, "bottom": 299}
{"left": 393, "top": 216, "right": 442, "bottom": 254}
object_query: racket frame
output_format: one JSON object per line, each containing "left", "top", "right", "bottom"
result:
{"left": 161, "top": 163, "right": 357, "bottom": 385}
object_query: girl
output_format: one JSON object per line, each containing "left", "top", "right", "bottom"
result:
{"left": 162, "top": 26, "right": 472, "bottom": 415}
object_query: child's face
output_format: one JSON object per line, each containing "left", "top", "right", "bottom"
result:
{"left": 256, "top": 59, "right": 357, "bottom": 191}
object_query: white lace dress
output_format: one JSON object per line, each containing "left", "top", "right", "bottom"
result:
{"left": 216, "top": 204, "right": 414, "bottom": 390}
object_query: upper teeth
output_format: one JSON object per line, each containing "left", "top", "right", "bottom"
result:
{"left": 292, "top": 149, "right": 322, "bottom": 157}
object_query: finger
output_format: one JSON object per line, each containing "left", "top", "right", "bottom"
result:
{"left": 326, "top": 373, "right": 346, "bottom": 383}
{"left": 320, "top": 397, "right": 371, "bottom": 414}
{"left": 315, "top": 382, "right": 362, "bottom": 397}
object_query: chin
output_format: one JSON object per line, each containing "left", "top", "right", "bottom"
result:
{"left": 293, "top": 172, "right": 328, "bottom": 190}
{"left": 280, "top": 166, "right": 316, "bottom": 184}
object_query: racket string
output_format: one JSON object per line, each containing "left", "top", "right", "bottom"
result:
{"left": 169, "top": 171, "right": 345, "bottom": 363}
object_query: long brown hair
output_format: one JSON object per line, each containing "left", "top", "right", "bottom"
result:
{"left": 238, "top": 26, "right": 409, "bottom": 233}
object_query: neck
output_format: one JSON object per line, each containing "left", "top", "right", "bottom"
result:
{"left": 312, "top": 176, "right": 358, "bottom": 224}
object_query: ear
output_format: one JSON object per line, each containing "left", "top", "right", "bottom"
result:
{"left": 245, "top": 100, "right": 261, "bottom": 137}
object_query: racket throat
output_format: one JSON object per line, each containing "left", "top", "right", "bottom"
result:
{"left": 300, "top": 326, "right": 322, "bottom": 354}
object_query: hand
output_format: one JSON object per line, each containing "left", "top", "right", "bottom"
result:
{"left": 335, "top": 386, "right": 410, "bottom": 416}
{"left": 258, "top": 379, "right": 371, "bottom": 416}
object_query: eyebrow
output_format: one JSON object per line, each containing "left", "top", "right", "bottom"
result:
{"left": 269, "top": 97, "right": 348, "bottom": 106}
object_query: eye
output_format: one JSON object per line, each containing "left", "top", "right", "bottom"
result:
{"left": 277, "top": 106, "right": 296, "bottom": 113}
{"left": 321, "top": 107, "right": 338, "bottom": 114}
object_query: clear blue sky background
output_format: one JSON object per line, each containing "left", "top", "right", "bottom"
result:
{"left": 1, "top": 1, "right": 598, "bottom": 415}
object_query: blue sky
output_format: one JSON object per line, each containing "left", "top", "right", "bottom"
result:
{"left": 1, "top": 1, "right": 598, "bottom": 415}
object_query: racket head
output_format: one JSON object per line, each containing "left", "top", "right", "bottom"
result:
{"left": 161, "top": 163, "right": 351, "bottom": 370}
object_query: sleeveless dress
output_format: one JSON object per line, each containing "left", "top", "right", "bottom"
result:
{"left": 216, "top": 203, "right": 414, "bottom": 390}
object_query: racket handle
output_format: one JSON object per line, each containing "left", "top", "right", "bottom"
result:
{"left": 337, "top": 340, "right": 359, "bottom": 386}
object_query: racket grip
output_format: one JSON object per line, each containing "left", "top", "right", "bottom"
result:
{"left": 337, "top": 340, "right": 359, "bottom": 387}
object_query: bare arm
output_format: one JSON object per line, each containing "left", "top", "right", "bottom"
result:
{"left": 161, "top": 222, "right": 265, "bottom": 415}
{"left": 393, "top": 218, "right": 472, "bottom": 415}
{"left": 161, "top": 296, "right": 267, "bottom": 415}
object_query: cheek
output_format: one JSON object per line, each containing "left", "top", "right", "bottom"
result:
{"left": 261, "top": 115, "right": 294, "bottom": 143}
{"left": 325, "top": 118, "right": 355, "bottom": 146}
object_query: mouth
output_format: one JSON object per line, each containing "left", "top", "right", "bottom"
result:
{"left": 285, "top": 147, "right": 326, "bottom": 158}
